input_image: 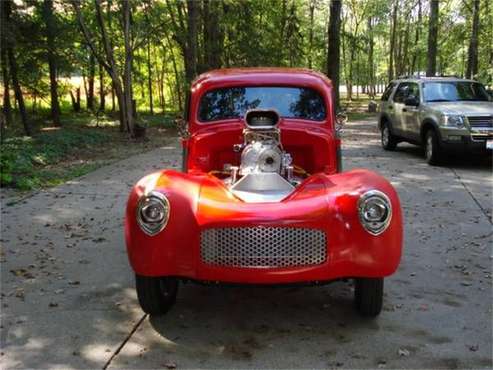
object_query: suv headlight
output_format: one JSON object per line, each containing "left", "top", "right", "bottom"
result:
{"left": 440, "top": 115, "right": 465, "bottom": 128}
{"left": 358, "top": 190, "right": 392, "bottom": 236}
{"left": 136, "top": 191, "right": 170, "bottom": 235}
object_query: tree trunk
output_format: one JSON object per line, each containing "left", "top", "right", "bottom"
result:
{"left": 87, "top": 52, "right": 95, "bottom": 111}
{"left": 122, "top": 0, "right": 134, "bottom": 135}
{"left": 202, "top": 0, "right": 222, "bottom": 70}
{"left": 367, "top": 17, "right": 375, "bottom": 98}
{"left": 42, "top": 0, "right": 61, "bottom": 126}
{"left": 410, "top": 0, "right": 422, "bottom": 74}
{"left": 70, "top": 88, "right": 81, "bottom": 112}
{"left": 8, "top": 49, "right": 31, "bottom": 136}
{"left": 111, "top": 82, "right": 116, "bottom": 111}
{"left": 99, "top": 62, "right": 105, "bottom": 112}
{"left": 1, "top": 47, "right": 12, "bottom": 127}
{"left": 185, "top": 0, "right": 198, "bottom": 85}
{"left": 326, "top": 0, "right": 342, "bottom": 109}
{"left": 388, "top": 0, "right": 398, "bottom": 82}
{"left": 308, "top": 0, "right": 315, "bottom": 69}
{"left": 147, "top": 41, "right": 153, "bottom": 114}
{"left": 466, "top": 0, "right": 480, "bottom": 79}
{"left": 426, "top": 0, "right": 439, "bottom": 77}
{"left": 159, "top": 64, "right": 166, "bottom": 113}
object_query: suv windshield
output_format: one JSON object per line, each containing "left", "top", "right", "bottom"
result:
{"left": 199, "top": 86, "right": 326, "bottom": 122}
{"left": 422, "top": 81, "right": 490, "bottom": 102}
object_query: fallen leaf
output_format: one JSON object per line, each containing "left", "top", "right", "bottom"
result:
{"left": 398, "top": 348, "right": 410, "bottom": 356}
{"left": 163, "top": 361, "right": 177, "bottom": 369}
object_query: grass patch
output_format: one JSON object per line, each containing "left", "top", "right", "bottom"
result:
{"left": 1, "top": 128, "right": 110, "bottom": 190}
{"left": 347, "top": 111, "right": 377, "bottom": 121}
{"left": 1, "top": 113, "right": 177, "bottom": 191}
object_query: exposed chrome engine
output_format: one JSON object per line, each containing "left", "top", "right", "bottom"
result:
{"left": 223, "top": 110, "right": 301, "bottom": 203}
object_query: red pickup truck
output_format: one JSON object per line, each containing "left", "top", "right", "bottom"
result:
{"left": 125, "top": 68, "right": 403, "bottom": 317}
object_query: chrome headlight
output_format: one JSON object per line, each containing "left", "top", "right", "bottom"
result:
{"left": 440, "top": 115, "right": 465, "bottom": 128}
{"left": 358, "top": 190, "right": 392, "bottom": 236}
{"left": 136, "top": 191, "right": 170, "bottom": 236}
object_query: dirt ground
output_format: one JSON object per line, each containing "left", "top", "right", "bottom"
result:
{"left": 1, "top": 117, "right": 492, "bottom": 369}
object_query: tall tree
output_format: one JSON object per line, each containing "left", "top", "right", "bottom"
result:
{"left": 410, "top": 0, "right": 422, "bottom": 74}
{"left": 326, "top": 0, "right": 342, "bottom": 109}
{"left": 367, "top": 17, "right": 375, "bottom": 98}
{"left": 185, "top": 0, "right": 198, "bottom": 84}
{"left": 388, "top": 0, "right": 398, "bottom": 82}
{"left": 308, "top": 0, "right": 316, "bottom": 69}
{"left": 73, "top": 0, "right": 136, "bottom": 135}
{"left": 202, "top": 0, "right": 222, "bottom": 71}
{"left": 87, "top": 52, "right": 95, "bottom": 111}
{"left": 466, "top": 0, "right": 480, "bottom": 79}
{"left": 2, "top": 0, "right": 31, "bottom": 136}
{"left": 426, "top": 0, "right": 439, "bottom": 77}
{"left": 1, "top": 38, "right": 13, "bottom": 128}
{"left": 166, "top": 0, "right": 198, "bottom": 85}
{"left": 42, "top": 0, "right": 61, "bottom": 126}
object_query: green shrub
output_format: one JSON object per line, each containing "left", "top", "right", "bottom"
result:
{"left": 0, "top": 128, "right": 109, "bottom": 190}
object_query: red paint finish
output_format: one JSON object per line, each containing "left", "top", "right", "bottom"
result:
{"left": 125, "top": 68, "right": 403, "bottom": 284}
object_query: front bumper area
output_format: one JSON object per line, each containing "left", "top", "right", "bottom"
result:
{"left": 125, "top": 170, "right": 403, "bottom": 284}
{"left": 440, "top": 128, "right": 493, "bottom": 153}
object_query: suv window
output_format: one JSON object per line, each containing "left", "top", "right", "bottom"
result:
{"left": 393, "top": 82, "right": 420, "bottom": 103}
{"left": 381, "top": 83, "right": 396, "bottom": 101}
{"left": 199, "top": 86, "right": 326, "bottom": 122}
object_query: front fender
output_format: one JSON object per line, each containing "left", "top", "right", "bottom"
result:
{"left": 125, "top": 169, "right": 403, "bottom": 282}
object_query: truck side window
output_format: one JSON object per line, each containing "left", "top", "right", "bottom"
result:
{"left": 408, "top": 82, "right": 420, "bottom": 100}
{"left": 393, "top": 83, "right": 410, "bottom": 103}
{"left": 381, "top": 83, "right": 396, "bottom": 101}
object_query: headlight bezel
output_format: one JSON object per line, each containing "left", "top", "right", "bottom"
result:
{"left": 136, "top": 191, "right": 170, "bottom": 236}
{"left": 440, "top": 114, "right": 465, "bottom": 128}
{"left": 358, "top": 190, "right": 392, "bottom": 236}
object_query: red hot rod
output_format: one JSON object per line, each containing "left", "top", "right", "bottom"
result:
{"left": 125, "top": 68, "right": 403, "bottom": 317}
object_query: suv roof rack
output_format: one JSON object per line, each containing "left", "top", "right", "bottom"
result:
{"left": 397, "top": 73, "right": 462, "bottom": 80}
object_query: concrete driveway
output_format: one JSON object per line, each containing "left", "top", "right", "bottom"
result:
{"left": 1, "top": 118, "right": 491, "bottom": 369}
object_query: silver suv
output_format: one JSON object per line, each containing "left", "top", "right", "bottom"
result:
{"left": 378, "top": 76, "right": 493, "bottom": 165}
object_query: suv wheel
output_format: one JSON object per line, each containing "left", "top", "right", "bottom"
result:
{"left": 424, "top": 129, "right": 443, "bottom": 165}
{"left": 381, "top": 122, "right": 398, "bottom": 151}
{"left": 135, "top": 275, "right": 178, "bottom": 315}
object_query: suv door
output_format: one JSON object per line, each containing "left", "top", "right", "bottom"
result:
{"left": 401, "top": 82, "right": 421, "bottom": 140}
{"left": 391, "top": 82, "right": 411, "bottom": 135}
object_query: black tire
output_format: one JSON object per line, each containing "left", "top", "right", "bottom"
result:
{"left": 354, "top": 278, "right": 383, "bottom": 317}
{"left": 424, "top": 129, "right": 443, "bottom": 165}
{"left": 381, "top": 121, "right": 398, "bottom": 151}
{"left": 135, "top": 275, "right": 178, "bottom": 315}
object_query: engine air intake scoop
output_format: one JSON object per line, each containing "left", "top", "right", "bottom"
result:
{"left": 245, "top": 109, "right": 280, "bottom": 129}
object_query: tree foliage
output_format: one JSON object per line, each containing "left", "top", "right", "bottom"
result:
{"left": 0, "top": 0, "right": 491, "bottom": 137}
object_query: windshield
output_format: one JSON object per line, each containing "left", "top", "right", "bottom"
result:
{"left": 423, "top": 81, "right": 490, "bottom": 102}
{"left": 198, "top": 86, "right": 326, "bottom": 122}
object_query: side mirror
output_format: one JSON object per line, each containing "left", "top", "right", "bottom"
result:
{"left": 404, "top": 96, "right": 419, "bottom": 107}
{"left": 335, "top": 110, "right": 348, "bottom": 134}
{"left": 174, "top": 117, "right": 190, "bottom": 139}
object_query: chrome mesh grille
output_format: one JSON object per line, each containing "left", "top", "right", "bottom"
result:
{"left": 200, "top": 227, "right": 327, "bottom": 268}
{"left": 468, "top": 116, "right": 493, "bottom": 128}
